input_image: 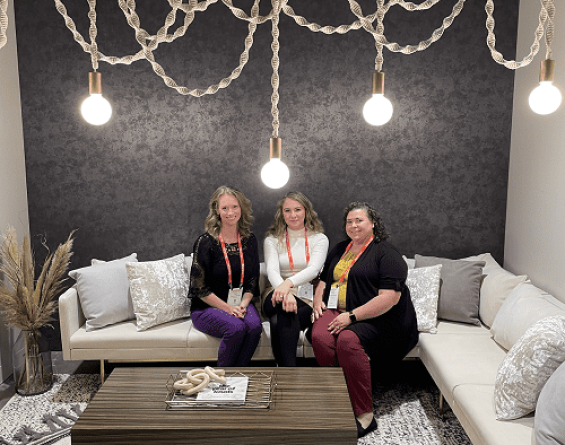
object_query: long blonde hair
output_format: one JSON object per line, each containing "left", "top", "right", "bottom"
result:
{"left": 205, "top": 186, "right": 254, "bottom": 240}
{"left": 266, "top": 191, "right": 324, "bottom": 240}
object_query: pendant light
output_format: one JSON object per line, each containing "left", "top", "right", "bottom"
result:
{"left": 261, "top": 137, "right": 289, "bottom": 189}
{"left": 529, "top": 59, "right": 562, "bottom": 115}
{"left": 80, "top": 72, "right": 112, "bottom": 125}
{"left": 363, "top": 72, "right": 393, "bottom": 126}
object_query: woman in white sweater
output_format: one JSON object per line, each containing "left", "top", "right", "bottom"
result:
{"left": 263, "top": 191, "right": 329, "bottom": 366}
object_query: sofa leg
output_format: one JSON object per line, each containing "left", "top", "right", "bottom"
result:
{"left": 439, "top": 392, "right": 445, "bottom": 414}
{"left": 100, "top": 359, "right": 105, "bottom": 384}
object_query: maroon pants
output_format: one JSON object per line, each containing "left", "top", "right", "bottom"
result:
{"left": 311, "top": 309, "right": 372, "bottom": 416}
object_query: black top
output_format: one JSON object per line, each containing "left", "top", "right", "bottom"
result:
{"left": 189, "top": 232, "right": 260, "bottom": 312}
{"left": 321, "top": 239, "right": 419, "bottom": 361}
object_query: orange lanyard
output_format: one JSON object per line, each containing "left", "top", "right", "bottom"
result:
{"left": 219, "top": 232, "right": 244, "bottom": 289}
{"left": 337, "top": 235, "right": 374, "bottom": 284}
{"left": 286, "top": 228, "right": 310, "bottom": 275}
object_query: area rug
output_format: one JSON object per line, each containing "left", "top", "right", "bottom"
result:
{"left": 0, "top": 374, "right": 100, "bottom": 445}
{"left": 0, "top": 371, "right": 471, "bottom": 445}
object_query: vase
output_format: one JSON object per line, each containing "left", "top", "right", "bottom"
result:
{"left": 12, "top": 328, "right": 53, "bottom": 396}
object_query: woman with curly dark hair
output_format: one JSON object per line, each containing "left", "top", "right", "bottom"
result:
{"left": 311, "top": 202, "right": 418, "bottom": 438}
{"left": 189, "top": 186, "right": 262, "bottom": 366}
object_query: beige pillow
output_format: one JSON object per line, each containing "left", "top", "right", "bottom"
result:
{"left": 126, "top": 254, "right": 190, "bottom": 331}
{"left": 406, "top": 264, "right": 442, "bottom": 333}
{"left": 494, "top": 315, "right": 565, "bottom": 420}
{"left": 490, "top": 282, "right": 565, "bottom": 350}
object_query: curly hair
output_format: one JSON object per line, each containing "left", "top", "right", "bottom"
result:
{"left": 204, "top": 186, "right": 254, "bottom": 240}
{"left": 266, "top": 191, "right": 324, "bottom": 240}
{"left": 343, "top": 201, "right": 389, "bottom": 243}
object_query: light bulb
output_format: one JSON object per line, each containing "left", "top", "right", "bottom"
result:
{"left": 261, "top": 137, "right": 290, "bottom": 189}
{"left": 529, "top": 81, "right": 562, "bottom": 115}
{"left": 363, "top": 93, "right": 393, "bottom": 126}
{"left": 81, "top": 94, "right": 112, "bottom": 125}
{"left": 261, "top": 158, "right": 289, "bottom": 189}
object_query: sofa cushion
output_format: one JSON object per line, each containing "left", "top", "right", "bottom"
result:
{"left": 406, "top": 264, "right": 442, "bottom": 333}
{"left": 490, "top": 282, "right": 565, "bottom": 350}
{"left": 69, "top": 253, "right": 138, "bottom": 331}
{"left": 126, "top": 254, "right": 191, "bottom": 331}
{"left": 463, "top": 253, "right": 529, "bottom": 328}
{"left": 414, "top": 254, "right": 485, "bottom": 325}
{"left": 494, "top": 315, "right": 565, "bottom": 420}
{"left": 418, "top": 324, "right": 506, "bottom": 401}
{"left": 535, "top": 360, "right": 565, "bottom": 445}
{"left": 452, "top": 384, "right": 535, "bottom": 445}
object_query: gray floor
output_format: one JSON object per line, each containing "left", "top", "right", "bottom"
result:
{"left": 0, "top": 351, "right": 99, "bottom": 410}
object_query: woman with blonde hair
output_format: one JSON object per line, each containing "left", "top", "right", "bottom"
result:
{"left": 189, "top": 186, "right": 262, "bottom": 366}
{"left": 263, "top": 191, "right": 329, "bottom": 366}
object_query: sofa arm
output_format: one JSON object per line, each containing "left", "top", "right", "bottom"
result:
{"left": 59, "top": 286, "right": 85, "bottom": 360}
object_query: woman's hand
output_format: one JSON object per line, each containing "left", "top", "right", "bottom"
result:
{"left": 271, "top": 279, "right": 293, "bottom": 305}
{"left": 312, "top": 280, "right": 326, "bottom": 321}
{"left": 225, "top": 305, "right": 245, "bottom": 319}
{"left": 282, "top": 294, "right": 298, "bottom": 313}
{"left": 312, "top": 300, "right": 326, "bottom": 321}
{"left": 327, "top": 312, "right": 351, "bottom": 335}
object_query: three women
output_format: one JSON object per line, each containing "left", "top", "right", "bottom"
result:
{"left": 188, "top": 187, "right": 418, "bottom": 438}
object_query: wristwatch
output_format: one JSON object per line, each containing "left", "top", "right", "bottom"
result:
{"left": 348, "top": 311, "right": 357, "bottom": 323}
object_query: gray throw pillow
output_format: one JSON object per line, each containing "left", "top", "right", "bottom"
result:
{"left": 414, "top": 254, "right": 485, "bottom": 325}
{"left": 535, "top": 360, "right": 565, "bottom": 445}
{"left": 69, "top": 253, "right": 138, "bottom": 331}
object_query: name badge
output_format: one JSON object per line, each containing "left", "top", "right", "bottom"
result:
{"left": 228, "top": 288, "right": 243, "bottom": 307}
{"left": 297, "top": 283, "right": 314, "bottom": 301}
{"left": 327, "top": 286, "right": 339, "bottom": 310}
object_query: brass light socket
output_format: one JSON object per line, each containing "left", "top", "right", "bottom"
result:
{"left": 372, "top": 71, "right": 385, "bottom": 95}
{"left": 540, "top": 59, "right": 555, "bottom": 82}
{"left": 89, "top": 71, "right": 103, "bottom": 95}
{"left": 269, "top": 137, "right": 282, "bottom": 159}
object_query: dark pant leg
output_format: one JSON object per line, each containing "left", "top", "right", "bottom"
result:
{"left": 311, "top": 309, "right": 340, "bottom": 367}
{"left": 336, "top": 329, "right": 373, "bottom": 416}
{"left": 275, "top": 298, "right": 312, "bottom": 366}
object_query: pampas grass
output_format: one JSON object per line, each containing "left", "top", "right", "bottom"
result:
{"left": 0, "top": 226, "right": 74, "bottom": 332}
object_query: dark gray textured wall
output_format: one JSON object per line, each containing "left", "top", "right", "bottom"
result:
{"left": 15, "top": 1, "right": 518, "bottom": 270}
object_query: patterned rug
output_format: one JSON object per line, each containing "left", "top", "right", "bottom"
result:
{"left": 0, "top": 371, "right": 471, "bottom": 445}
{"left": 0, "top": 374, "right": 100, "bottom": 445}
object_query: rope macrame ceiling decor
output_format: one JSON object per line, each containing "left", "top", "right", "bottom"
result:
{"left": 0, "top": 0, "right": 560, "bottom": 187}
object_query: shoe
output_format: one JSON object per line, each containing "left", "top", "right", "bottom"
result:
{"left": 356, "top": 416, "right": 377, "bottom": 438}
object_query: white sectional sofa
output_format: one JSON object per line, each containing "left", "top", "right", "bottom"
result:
{"left": 59, "top": 252, "right": 565, "bottom": 445}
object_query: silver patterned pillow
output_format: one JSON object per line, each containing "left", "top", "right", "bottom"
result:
{"left": 494, "top": 315, "right": 565, "bottom": 420}
{"left": 406, "top": 264, "right": 442, "bottom": 333}
{"left": 126, "top": 254, "right": 191, "bottom": 331}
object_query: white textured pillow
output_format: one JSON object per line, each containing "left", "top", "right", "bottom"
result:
{"left": 69, "top": 253, "right": 138, "bottom": 331}
{"left": 490, "top": 282, "right": 565, "bottom": 350}
{"left": 406, "top": 264, "right": 442, "bottom": 333}
{"left": 126, "top": 254, "right": 190, "bottom": 331}
{"left": 494, "top": 315, "right": 565, "bottom": 420}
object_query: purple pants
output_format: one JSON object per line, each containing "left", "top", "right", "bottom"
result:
{"left": 190, "top": 304, "right": 262, "bottom": 366}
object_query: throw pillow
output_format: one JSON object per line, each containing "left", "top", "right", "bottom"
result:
{"left": 126, "top": 253, "right": 190, "bottom": 331}
{"left": 414, "top": 254, "right": 485, "bottom": 325}
{"left": 535, "top": 360, "right": 565, "bottom": 445}
{"left": 494, "top": 315, "right": 565, "bottom": 420}
{"left": 406, "top": 264, "right": 442, "bottom": 333}
{"left": 69, "top": 253, "right": 138, "bottom": 331}
{"left": 490, "top": 282, "right": 565, "bottom": 350}
{"left": 462, "top": 253, "right": 529, "bottom": 328}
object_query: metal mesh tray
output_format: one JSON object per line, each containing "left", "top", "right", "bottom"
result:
{"left": 165, "top": 370, "right": 275, "bottom": 410}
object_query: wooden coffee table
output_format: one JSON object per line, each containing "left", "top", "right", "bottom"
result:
{"left": 72, "top": 366, "right": 357, "bottom": 444}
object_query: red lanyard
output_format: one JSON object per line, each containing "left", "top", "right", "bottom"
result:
{"left": 338, "top": 235, "right": 374, "bottom": 284}
{"left": 286, "top": 228, "right": 310, "bottom": 275}
{"left": 219, "top": 232, "right": 244, "bottom": 289}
